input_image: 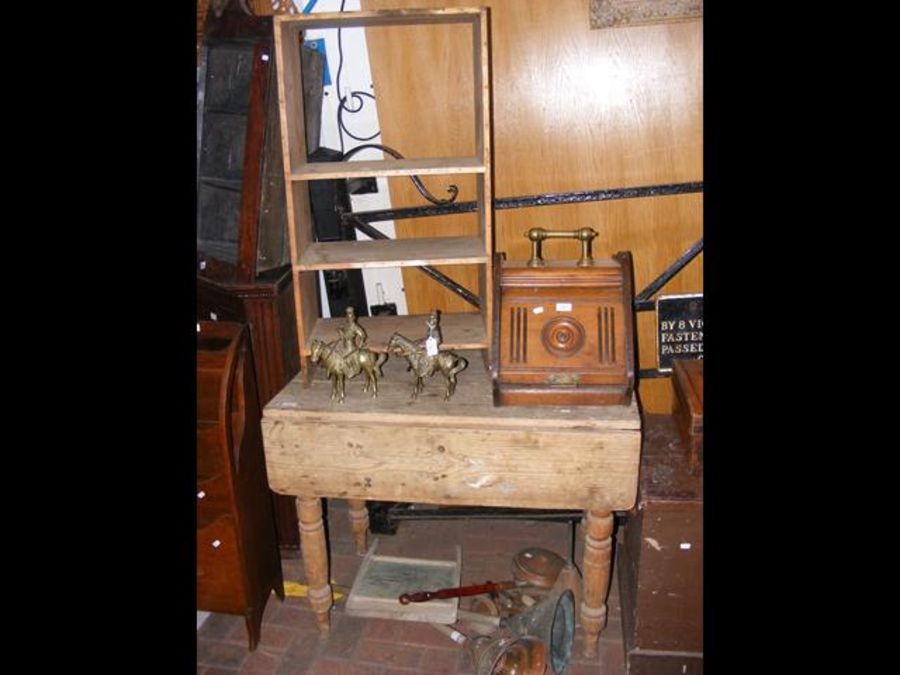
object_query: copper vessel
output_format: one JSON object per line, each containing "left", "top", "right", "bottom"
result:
{"left": 512, "top": 548, "right": 566, "bottom": 589}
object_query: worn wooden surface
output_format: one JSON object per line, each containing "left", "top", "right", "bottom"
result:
{"left": 361, "top": 0, "right": 702, "bottom": 414}
{"left": 263, "top": 353, "right": 640, "bottom": 510}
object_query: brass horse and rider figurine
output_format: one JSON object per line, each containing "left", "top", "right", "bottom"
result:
{"left": 309, "top": 308, "right": 467, "bottom": 403}
{"left": 309, "top": 307, "right": 387, "bottom": 403}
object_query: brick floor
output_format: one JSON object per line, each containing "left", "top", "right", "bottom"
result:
{"left": 198, "top": 500, "right": 627, "bottom": 674}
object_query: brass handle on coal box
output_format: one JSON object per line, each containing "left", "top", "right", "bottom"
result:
{"left": 525, "top": 227, "right": 598, "bottom": 268}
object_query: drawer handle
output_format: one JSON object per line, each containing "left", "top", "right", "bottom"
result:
{"left": 212, "top": 539, "right": 221, "bottom": 548}
{"left": 197, "top": 490, "right": 206, "bottom": 500}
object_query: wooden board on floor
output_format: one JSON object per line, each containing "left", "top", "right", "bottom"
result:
{"left": 345, "top": 539, "right": 461, "bottom": 624}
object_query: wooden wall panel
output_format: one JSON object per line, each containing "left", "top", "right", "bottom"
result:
{"left": 360, "top": 0, "right": 702, "bottom": 413}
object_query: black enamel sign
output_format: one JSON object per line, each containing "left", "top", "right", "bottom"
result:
{"left": 657, "top": 294, "right": 703, "bottom": 372}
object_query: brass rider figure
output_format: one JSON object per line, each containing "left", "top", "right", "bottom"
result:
{"left": 337, "top": 306, "right": 367, "bottom": 357}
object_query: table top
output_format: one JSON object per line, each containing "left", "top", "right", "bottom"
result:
{"left": 265, "top": 351, "right": 640, "bottom": 432}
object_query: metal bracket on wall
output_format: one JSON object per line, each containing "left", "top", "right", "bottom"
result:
{"left": 341, "top": 181, "right": 704, "bottom": 351}
{"left": 347, "top": 181, "right": 703, "bottom": 224}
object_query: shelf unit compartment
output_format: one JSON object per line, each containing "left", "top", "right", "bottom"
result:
{"left": 275, "top": 11, "right": 481, "bottom": 170}
{"left": 306, "top": 312, "right": 486, "bottom": 356}
{"left": 273, "top": 7, "right": 493, "bottom": 370}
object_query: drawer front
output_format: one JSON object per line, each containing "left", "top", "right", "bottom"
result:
{"left": 198, "top": 368, "right": 227, "bottom": 423}
{"left": 196, "top": 474, "right": 232, "bottom": 529}
{"left": 197, "top": 514, "right": 246, "bottom": 612}
{"left": 198, "top": 421, "right": 227, "bottom": 481}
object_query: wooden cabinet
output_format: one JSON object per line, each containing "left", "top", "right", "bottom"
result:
{"left": 617, "top": 415, "right": 702, "bottom": 674}
{"left": 198, "top": 7, "right": 314, "bottom": 550}
{"left": 198, "top": 269, "right": 301, "bottom": 410}
{"left": 672, "top": 358, "right": 703, "bottom": 472}
{"left": 198, "top": 12, "right": 291, "bottom": 277}
{"left": 197, "top": 321, "right": 284, "bottom": 650}
{"left": 271, "top": 7, "right": 494, "bottom": 369}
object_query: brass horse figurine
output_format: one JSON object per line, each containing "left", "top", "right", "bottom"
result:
{"left": 387, "top": 332, "right": 468, "bottom": 400}
{"left": 309, "top": 338, "right": 387, "bottom": 402}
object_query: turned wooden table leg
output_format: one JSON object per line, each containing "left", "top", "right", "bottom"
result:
{"left": 297, "top": 496, "right": 333, "bottom": 634}
{"left": 581, "top": 493, "right": 614, "bottom": 658}
{"left": 347, "top": 499, "right": 369, "bottom": 555}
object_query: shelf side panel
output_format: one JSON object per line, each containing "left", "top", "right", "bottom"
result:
{"left": 274, "top": 22, "right": 308, "bottom": 172}
{"left": 274, "top": 20, "right": 312, "bottom": 370}
{"left": 473, "top": 9, "right": 486, "bottom": 159}
{"left": 475, "top": 9, "right": 494, "bottom": 357}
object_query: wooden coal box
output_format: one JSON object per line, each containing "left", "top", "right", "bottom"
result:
{"left": 492, "top": 250, "right": 636, "bottom": 406}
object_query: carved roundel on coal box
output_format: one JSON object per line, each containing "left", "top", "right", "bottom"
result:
{"left": 541, "top": 317, "right": 586, "bottom": 358}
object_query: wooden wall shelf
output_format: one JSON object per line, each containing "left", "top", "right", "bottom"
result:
{"left": 297, "top": 236, "right": 487, "bottom": 271}
{"left": 272, "top": 6, "right": 494, "bottom": 370}
{"left": 291, "top": 157, "right": 485, "bottom": 181}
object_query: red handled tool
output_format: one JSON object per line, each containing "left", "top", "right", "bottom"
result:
{"left": 398, "top": 580, "right": 522, "bottom": 605}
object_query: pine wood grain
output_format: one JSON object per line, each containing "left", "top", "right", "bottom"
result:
{"left": 262, "top": 355, "right": 641, "bottom": 510}
{"left": 266, "top": 419, "right": 640, "bottom": 509}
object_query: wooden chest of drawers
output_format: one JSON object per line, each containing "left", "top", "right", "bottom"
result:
{"left": 198, "top": 268, "right": 302, "bottom": 551}
{"left": 197, "top": 321, "right": 284, "bottom": 650}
